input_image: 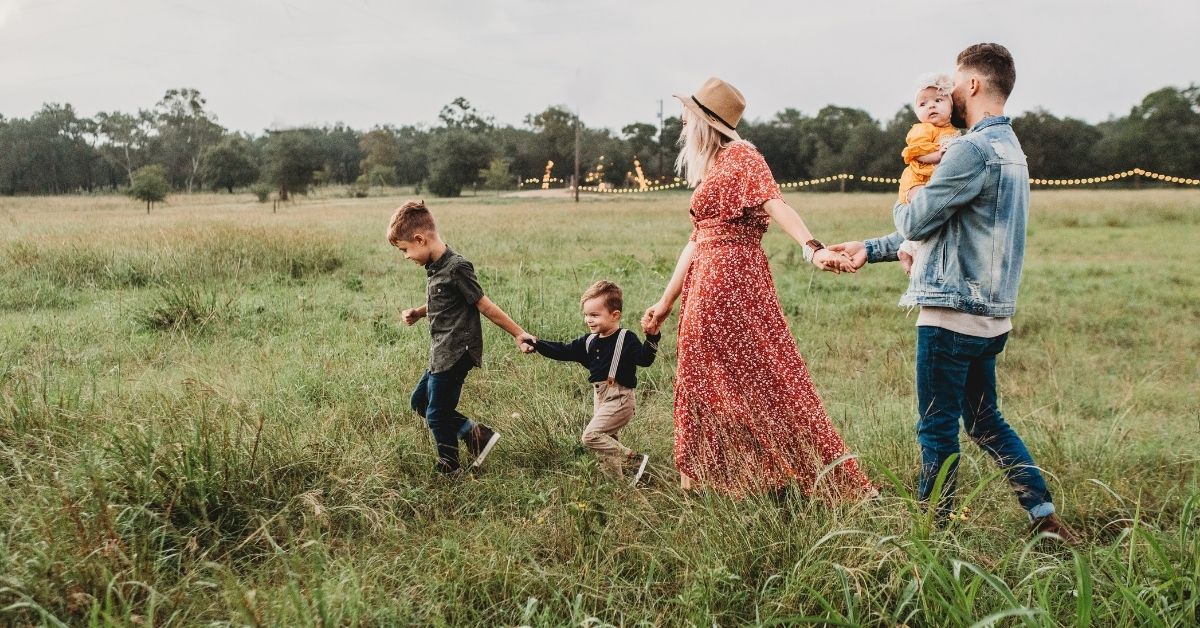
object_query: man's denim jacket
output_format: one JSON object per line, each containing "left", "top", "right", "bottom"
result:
{"left": 866, "top": 116, "right": 1028, "bottom": 317}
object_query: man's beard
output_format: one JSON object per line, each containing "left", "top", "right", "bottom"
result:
{"left": 950, "top": 96, "right": 968, "bottom": 129}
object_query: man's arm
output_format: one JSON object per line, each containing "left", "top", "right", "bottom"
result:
{"left": 864, "top": 232, "right": 905, "bottom": 264}
{"left": 893, "top": 141, "right": 986, "bottom": 241}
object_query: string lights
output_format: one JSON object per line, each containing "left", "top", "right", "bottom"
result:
{"left": 522, "top": 166, "right": 1199, "bottom": 192}
{"left": 1029, "top": 168, "right": 1200, "bottom": 186}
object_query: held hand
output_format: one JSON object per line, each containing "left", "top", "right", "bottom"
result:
{"left": 905, "top": 184, "right": 925, "bottom": 203}
{"left": 812, "top": 249, "right": 856, "bottom": 274}
{"left": 515, "top": 332, "right": 537, "bottom": 354}
{"left": 827, "top": 241, "right": 868, "bottom": 270}
{"left": 401, "top": 307, "right": 424, "bottom": 326}
{"left": 898, "top": 250, "right": 914, "bottom": 275}
{"left": 641, "top": 301, "right": 672, "bottom": 335}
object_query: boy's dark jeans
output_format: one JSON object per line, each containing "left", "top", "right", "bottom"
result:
{"left": 916, "top": 326, "right": 1054, "bottom": 518}
{"left": 411, "top": 353, "right": 476, "bottom": 472}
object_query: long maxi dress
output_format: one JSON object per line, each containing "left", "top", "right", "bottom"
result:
{"left": 673, "top": 140, "right": 874, "bottom": 498}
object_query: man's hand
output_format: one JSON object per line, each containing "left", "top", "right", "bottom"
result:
{"left": 905, "top": 184, "right": 925, "bottom": 204}
{"left": 401, "top": 307, "right": 425, "bottom": 326}
{"left": 812, "top": 248, "right": 856, "bottom": 274}
{"left": 828, "top": 241, "right": 868, "bottom": 270}
{"left": 516, "top": 332, "right": 537, "bottom": 354}
{"left": 899, "top": 250, "right": 914, "bottom": 275}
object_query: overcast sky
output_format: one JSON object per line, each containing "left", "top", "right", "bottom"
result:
{"left": 2, "top": 0, "right": 1197, "bottom": 133}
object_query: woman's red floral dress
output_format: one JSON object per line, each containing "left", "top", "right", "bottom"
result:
{"left": 673, "top": 141, "right": 874, "bottom": 498}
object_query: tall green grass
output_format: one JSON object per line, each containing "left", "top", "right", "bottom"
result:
{"left": 1, "top": 190, "right": 1197, "bottom": 625}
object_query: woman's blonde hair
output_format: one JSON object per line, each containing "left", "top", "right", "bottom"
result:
{"left": 675, "top": 108, "right": 729, "bottom": 188}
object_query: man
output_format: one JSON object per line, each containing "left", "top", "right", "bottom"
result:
{"left": 832, "top": 43, "right": 1074, "bottom": 541}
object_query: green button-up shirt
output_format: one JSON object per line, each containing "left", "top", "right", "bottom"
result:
{"left": 425, "top": 247, "right": 485, "bottom": 373}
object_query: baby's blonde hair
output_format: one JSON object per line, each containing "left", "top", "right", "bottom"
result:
{"left": 914, "top": 72, "right": 954, "bottom": 101}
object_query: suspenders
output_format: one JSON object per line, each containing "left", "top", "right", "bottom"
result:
{"left": 585, "top": 328, "right": 628, "bottom": 385}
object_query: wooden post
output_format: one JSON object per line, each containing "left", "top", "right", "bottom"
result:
{"left": 574, "top": 114, "right": 581, "bottom": 203}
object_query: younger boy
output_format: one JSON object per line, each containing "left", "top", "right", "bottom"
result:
{"left": 528, "top": 281, "right": 660, "bottom": 485}
{"left": 387, "top": 200, "right": 535, "bottom": 474}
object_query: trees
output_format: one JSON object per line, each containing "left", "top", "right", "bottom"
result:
{"left": 151, "top": 88, "right": 224, "bottom": 192}
{"left": 262, "top": 129, "right": 324, "bottom": 200}
{"left": 359, "top": 127, "right": 403, "bottom": 184}
{"left": 199, "top": 135, "right": 260, "bottom": 193}
{"left": 425, "top": 98, "right": 495, "bottom": 197}
{"left": 95, "top": 110, "right": 152, "bottom": 185}
{"left": 393, "top": 125, "right": 431, "bottom": 185}
{"left": 3, "top": 84, "right": 1200, "bottom": 198}
{"left": 426, "top": 129, "right": 493, "bottom": 197}
{"left": 1092, "top": 86, "right": 1200, "bottom": 178}
{"left": 0, "top": 104, "right": 100, "bottom": 195}
{"left": 309, "top": 124, "right": 363, "bottom": 185}
{"left": 479, "top": 157, "right": 513, "bottom": 193}
{"left": 129, "top": 165, "right": 170, "bottom": 212}
{"left": 1013, "top": 109, "right": 1102, "bottom": 180}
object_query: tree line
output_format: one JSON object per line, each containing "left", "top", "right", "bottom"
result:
{"left": 2, "top": 85, "right": 1198, "bottom": 199}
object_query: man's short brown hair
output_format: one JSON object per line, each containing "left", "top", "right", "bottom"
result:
{"left": 386, "top": 200, "right": 438, "bottom": 245}
{"left": 957, "top": 43, "right": 1016, "bottom": 100}
{"left": 580, "top": 280, "right": 623, "bottom": 313}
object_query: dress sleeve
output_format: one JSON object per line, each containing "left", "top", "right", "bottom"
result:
{"left": 901, "top": 123, "right": 943, "bottom": 165}
{"left": 717, "top": 142, "right": 782, "bottom": 222}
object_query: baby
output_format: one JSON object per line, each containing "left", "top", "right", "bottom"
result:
{"left": 897, "top": 73, "right": 960, "bottom": 270}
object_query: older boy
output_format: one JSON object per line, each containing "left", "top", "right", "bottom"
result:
{"left": 387, "top": 200, "right": 535, "bottom": 474}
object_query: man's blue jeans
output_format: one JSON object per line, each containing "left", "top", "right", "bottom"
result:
{"left": 916, "top": 326, "right": 1054, "bottom": 518}
{"left": 410, "top": 353, "right": 477, "bottom": 472}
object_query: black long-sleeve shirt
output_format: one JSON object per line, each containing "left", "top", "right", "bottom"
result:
{"left": 534, "top": 328, "right": 661, "bottom": 389}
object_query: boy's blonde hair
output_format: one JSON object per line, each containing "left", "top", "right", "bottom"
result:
{"left": 914, "top": 73, "right": 954, "bottom": 101}
{"left": 580, "top": 280, "right": 623, "bottom": 313}
{"left": 386, "top": 200, "right": 438, "bottom": 245}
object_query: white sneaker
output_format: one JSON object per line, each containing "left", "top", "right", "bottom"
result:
{"left": 629, "top": 453, "right": 649, "bottom": 486}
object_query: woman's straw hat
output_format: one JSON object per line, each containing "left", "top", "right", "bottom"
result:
{"left": 674, "top": 77, "right": 744, "bottom": 141}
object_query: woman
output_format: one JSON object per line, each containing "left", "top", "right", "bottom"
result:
{"left": 642, "top": 77, "right": 874, "bottom": 498}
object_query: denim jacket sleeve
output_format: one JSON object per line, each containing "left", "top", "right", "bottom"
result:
{"left": 865, "top": 231, "right": 905, "bottom": 263}
{"left": 892, "top": 139, "right": 986, "bottom": 241}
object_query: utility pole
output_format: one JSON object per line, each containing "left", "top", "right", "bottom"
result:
{"left": 574, "top": 112, "right": 581, "bottom": 203}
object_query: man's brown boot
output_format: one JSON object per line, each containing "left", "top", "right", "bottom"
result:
{"left": 1030, "top": 514, "right": 1078, "bottom": 545}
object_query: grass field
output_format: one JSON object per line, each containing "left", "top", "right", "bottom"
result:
{"left": 1, "top": 189, "right": 1198, "bottom": 626}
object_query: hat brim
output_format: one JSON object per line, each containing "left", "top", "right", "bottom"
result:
{"left": 673, "top": 93, "right": 741, "bottom": 142}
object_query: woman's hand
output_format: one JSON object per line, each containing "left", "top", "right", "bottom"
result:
{"left": 812, "top": 249, "right": 857, "bottom": 274}
{"left": 641, "top": 300, "right": 673, "bottom": 334}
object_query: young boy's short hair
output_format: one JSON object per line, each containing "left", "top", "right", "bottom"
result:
{"left": 580, "top": 280, "right": 623, "bottom": 313}
{"left": 387, "top": 200, "right": 438, "bottom": 245}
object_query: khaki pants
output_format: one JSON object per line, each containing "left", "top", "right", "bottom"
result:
{"left": 582, "top": 382, "right": 635, "bottom": 477}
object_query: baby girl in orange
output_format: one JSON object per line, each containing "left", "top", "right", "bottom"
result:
{"left": 898, "top": 73, "right": 960, "bottom": 265}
